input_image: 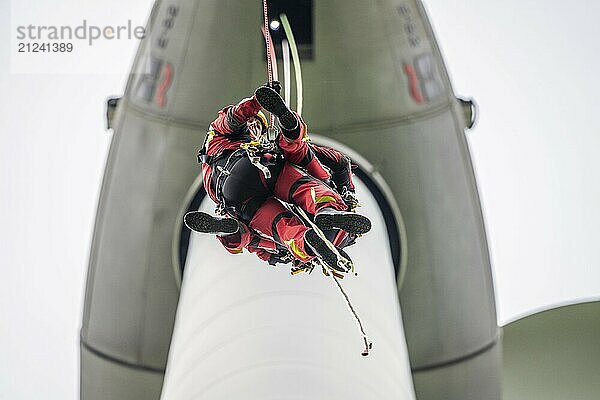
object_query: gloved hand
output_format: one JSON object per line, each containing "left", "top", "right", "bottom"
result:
{"left": 268, "top": 250, "right": 293, "bottom": 266}
{"left": 340, "top": 186, "right": 359, "bottom": 212}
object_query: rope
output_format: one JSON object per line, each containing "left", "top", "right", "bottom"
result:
{"left": 331, "top": 274, "right": 373, "bottom": 356}
{"left": 262, "top": 0, "right": 277, "bottom": 137}
{"left": 262, "top": 0, "right": 273, "bottom": 86}
{"left": 291, "top": 204, "right": 372, "bottom": 356}
{"left": 282, "top": 39, "right": 291, "bottom": 107}
{"left": 279, "top": 14, "right": 303, "bottom": 116}
{"left": 261, "top": 3, "right": 371, "bottom": 357}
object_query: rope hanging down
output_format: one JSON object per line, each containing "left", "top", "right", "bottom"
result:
{"left": 279, "top": 14, "right": 303, "bottom": 116}
{"left": 262, "top": 0, "right": 273, "bottom": 85}
{"left": 331, "top": 274, "right": 373, "bottom": 356}
{"left": 292, "top": 202, "right": 373, "bottom": 356}
{"left": 260, "top": 1, "right": 372, "bottom": 357}
{"left": 262, "top": 0, "right": 276, "bottom": 133}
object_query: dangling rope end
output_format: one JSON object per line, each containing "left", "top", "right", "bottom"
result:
{"left": 361, "top": 338, "right": 373, "bottom": 357}
{"left": 331, "top": 274, "right": 373, "bottom": 357}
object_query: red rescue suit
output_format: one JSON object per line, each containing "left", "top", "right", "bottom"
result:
{"left": 200, "top": 96, "right": 354, "bottom": 263}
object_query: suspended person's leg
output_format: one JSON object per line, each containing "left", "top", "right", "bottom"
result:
{"left": 248, "top": 198, "right": 310, "bottom": 263}
{"left": 310, "top": 144, "right": 355, "bottom": 192}
{"left": 255, "top": 85, "right": 371, "bottom": 236}
{"left": 310, "top": 143, "right": 359, "bottom": 211}
{"left": 249, "top": 198, "right": 347, "bottom": 271}
{"left": 184, "top": 211, "right": 239, "bottom": 235}
{"left": 274, "top": 163, "right": 371, "bottom": 236}
{"left": 187, "top": 155, "right": 271, "bottom": 255}
{"left": 254, "top": 86, "right": 332, "bottom": 183}
{"left": 214, "top": 155, "right": 340, "bottom": 270}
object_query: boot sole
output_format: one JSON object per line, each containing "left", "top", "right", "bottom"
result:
{"left": 304, "top": 229, "right": 346, "bottom": 273}
{"left": 315, "top": 212, "right": 372, "bottom": 235}
{"left": 184, "top": 211, "right": 238, "bottom": 235}
{"left": 254, "top": 87, "right": 297, "bottom": 130}
{"left": 337, "top": 247, "right": 353, "bottom": 265}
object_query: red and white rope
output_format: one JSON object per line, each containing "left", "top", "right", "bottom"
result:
{"left": 262, "top": 0, "right": 276, "bottom": 131}
{"left": 262, "top": 0, "right": 273, "bottom": 86}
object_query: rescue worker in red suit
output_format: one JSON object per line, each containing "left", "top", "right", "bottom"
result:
{"left": 187, "top": 84, "right": 371, "bottom": 271}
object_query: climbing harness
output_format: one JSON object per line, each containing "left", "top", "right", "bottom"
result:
{"left": 240, "top": 141, "right": 273, "bottom": 179}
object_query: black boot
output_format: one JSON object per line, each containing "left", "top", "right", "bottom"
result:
{"left": 330, "top": 156, "right": 354, "bottom": 192}
{"left": 184, "top": 211, "right": 239, "bottom": 235}
{"left": 304, "top": 229, "right": 347, "bottom": 273}
{"left": 254, "top": 86, "right": 299, "bottom": 134}
{"left": 337, "top": 246, "right": 353, "bottom": 265}
{"left": 315, "top": 208, "right": 371, "bottom": 235}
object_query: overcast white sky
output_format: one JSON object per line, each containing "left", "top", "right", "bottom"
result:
{"left": 424, "top": 0, "right": 600, "bottom": 320}
{"left": 1, "top": 0, "right": 599, "bottom": 399}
